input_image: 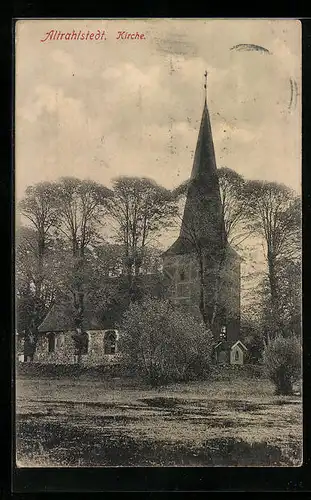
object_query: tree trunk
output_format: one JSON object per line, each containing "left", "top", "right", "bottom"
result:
{"left": 267, "top": 251, "right": 279, "bottom": 337}
{"left": 210, "top": 247, "right": 226, "bottom": 330}
{"left": 73, "top": 250, "right": 85, "bottom": 330}
{"left": 198, "top": 257, "right": 209, "bottom": 328}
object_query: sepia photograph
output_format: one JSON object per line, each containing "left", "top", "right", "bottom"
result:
{"left": 14, "top": 18, "right": 302, "bottom": 467}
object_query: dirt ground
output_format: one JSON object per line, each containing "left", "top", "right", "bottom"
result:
{"left": 15, "top": 374, "right": 303, "bottom": 467}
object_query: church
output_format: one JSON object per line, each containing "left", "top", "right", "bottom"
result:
{"left": 162, "top": 87, "right": 241, "bottom": 344}
{"left": 23, "top": 80, "right": 242, "bottom": 366}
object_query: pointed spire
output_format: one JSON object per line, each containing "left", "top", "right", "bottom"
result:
{"left": 189, "top": 91, "right": 217, "bottom": 182}
{"left": 164, "top": 81, "right": 225, "bottom": 255}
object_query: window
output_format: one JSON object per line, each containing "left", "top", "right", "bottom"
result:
{"left": 56, "top": 334, "right": 65, "bottom": 349}
{"left": 191, "top": 265, "right": 198, "bottom": 280}
{"left": 235, "top": 349, "right": 239, "bottom": 361}
{"left": 177, "top": 283, "right": 190, "bottom": 297}
{"left": 47, "top": 333, "right": 56, "bottom": 353}
{"left": 179, "top": 266, "right": 190, "bottom": 282}
{"left": 163, "top": 266, "right": 175, "bottom": 279}
{"left": 220, "top": 325, "right": 227, "bottom": 341}
{"left": 80, "top": 333, "right": 89, "bottom": 355}
{"left": 104, "top": 330, "right": 117, "bottom": 355}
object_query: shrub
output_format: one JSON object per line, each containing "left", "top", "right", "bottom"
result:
{"left": 263, "top": 335, "right": 302, "bottom": 395}
{"left": 118, "top": 298, "right": 213, "bottom": 386}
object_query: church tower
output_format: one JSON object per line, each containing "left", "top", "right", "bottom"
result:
{"left": 162, "top": 77, "right": 241, "bottom": 342}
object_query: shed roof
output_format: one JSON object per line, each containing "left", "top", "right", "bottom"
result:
{"left": 214, "top": 340, "right": 248, "bottom": 351}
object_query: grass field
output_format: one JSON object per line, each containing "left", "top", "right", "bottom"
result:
{"left": 15, "top": 372, "right": 302, "bottom": 467}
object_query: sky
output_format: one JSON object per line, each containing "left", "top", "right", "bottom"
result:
{"left": 15, "top": 19, "right": 301, "bottom": 204}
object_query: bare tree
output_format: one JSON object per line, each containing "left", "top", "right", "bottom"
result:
{"left": 218, "top": 167, "right": 254, "bottom": 248}
{"left": 17, "top": 183, "right": 60, "bottom": 342}
{"left": 245, "top": 180, "right": 301, "bottom": 338}
{"left": 106, "top": 176, "right": 178, "bottom": 300}
{"left": 52, "top": 177, "right": 112, "bottom": 328}
{"left": 18, "top": 182, "right": 59, "bottom": 314}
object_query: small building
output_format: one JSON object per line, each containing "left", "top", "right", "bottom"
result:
{"left": 34, "top": 303, "right": 122, "bottom": 367}
{"left": 213, "top": 340, "right": 248, "bottom": 365}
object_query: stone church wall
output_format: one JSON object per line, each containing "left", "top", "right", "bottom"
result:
{"left": 33, "top": 330, "right": 122, "bottom": 366}
{"left": 162, "top": 248, "right": 241, "bottom": 341}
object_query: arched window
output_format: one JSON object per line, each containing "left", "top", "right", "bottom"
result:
{"left": 80, "top": 332, "right": 89, "bottom": 355}
{"left": 47, "top": 332, "right": 56, "bottom": 353}
{"left": 104, "top": 330, "right": 117, "bottom": 355}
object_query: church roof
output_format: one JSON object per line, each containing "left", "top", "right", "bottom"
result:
{"left": 163, "top": 236, "right": 194, "bottom": 256}
{"left": 163, "top": 238, "right": 241, "bottom": 261}
{"left": 188, "top": 99, "right": 218, "bottom": 182}
{"left": 226, "top": 244, "right": 242, "bottom": 262}
{"left": 38, "top": 273, "right": 165, "bottom": 333}
{"left": 38, "top": 303, "right": 107, "bottom": 332}
{"left": 163, "top": 97, "right": 225, "bottom": 257}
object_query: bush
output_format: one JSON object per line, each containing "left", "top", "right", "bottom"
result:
{"left": 118, "top": 298, "right": 213, "bottom": 386}
{"left": 263, "top": 335, "right": 302, "bottom": 395}
{"left": 242, "top": 364, "right": 264, "bottom": 379}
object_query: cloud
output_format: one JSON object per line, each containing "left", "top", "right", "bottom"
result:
{"left": 50, "top": 49, "right": 92, "bottom": 78}
{"left": 102, "top": 62, "right": 161, "bottom": 96}
{"left": 101, "top": 66, "right": 122, "bottom": 79}
{"left": 15, "top": 19, "right": 301, "bottom": 201}
{"left": 17, "top": 84, "right": 85, "bottom": 125}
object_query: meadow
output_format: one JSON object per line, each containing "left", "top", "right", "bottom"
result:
{"left": 15, "top": 366, "right": 302, "bottom": 467}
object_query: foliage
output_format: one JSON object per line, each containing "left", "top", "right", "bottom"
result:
{"left": 118, "top": 297, "right": 213, "bottom": 386}
{"left": 240, "top": 315, "right": 265, "bottom": 363}
{"left": 263, "top": 335, "right": 302, "bottom": 395}
{"left": 265, "top": 258, "right": 301, "bottom": 338}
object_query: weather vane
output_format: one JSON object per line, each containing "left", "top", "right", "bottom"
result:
{"left": 204, "top": 70, "right": 208, "bottom": 100}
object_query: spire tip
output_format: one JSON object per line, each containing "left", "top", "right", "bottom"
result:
{"left": 204, "top": 70, "right": 208, "bottom": 101}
